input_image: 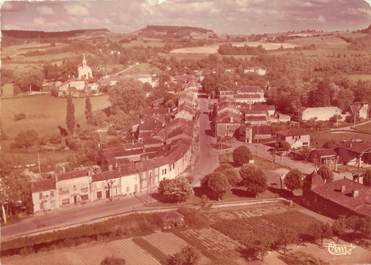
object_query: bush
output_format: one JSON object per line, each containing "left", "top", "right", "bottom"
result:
{"left": 12, "top": 130, "right": 39, "bottom": 149}
{"left": 14, "top": 113, "right": 26, "bottom": 121}
{"left": 168, "top": 246, "right": 200, "bottom": 265}
{"left": 233, "top": 146, "right": 252, "bottom": 167}
{"left": 158, "top": 178, "right": 193, "bottom": 203}
{"left": 177, "top": 208, "right": 208, "bottom": 228}
{"left": 101, "top": 256, "right": 126, "bottom": 265}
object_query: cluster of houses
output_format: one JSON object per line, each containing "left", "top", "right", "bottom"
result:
{"left": 211, "top": 85, "right": 371, "bottom": 170}
{"left": 211, "top": 85, "right": 291, "bottom": 144}
{"left": 31, "top": 83, "right": 199, "bottom": 213}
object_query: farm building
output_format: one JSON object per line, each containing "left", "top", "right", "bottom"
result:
{"left": 301, "top": 106, "right": 342, "bottom": 121}
{"left": 276, "top": 128, "right": 310, "bottom": 149}
{"left": 303, "top": 176, "right": 371, "bottom": 218}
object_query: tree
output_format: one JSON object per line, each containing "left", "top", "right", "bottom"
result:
{"left": 108, "top": 79, "right": 145, "bottom": 114}
{"left": 317, "top": 165, "right": 334, "bottom": 182}
{"left": 222, "top": 168, "right": 242, "bottom": 186}
{"left": 308, "top": 223, "right": 333, "bottom": 246}
{"left": 307, "top": 80, "right": 332, "bottom": 107}
{"left": 158, "top": 178, "right": 193, "bottom": 203}
{"left": 12, "top": 130, "right": 39, "bottom": 149}
{"left": 332, "top": 216, "right": 347, "bottom": 237}
{"left": 242, "top": 240, "right": 271, "bottom": 261}
{"left": 66, "top": 95, "right": 75, "bottom": 135}
{"left": 362, "top": 169, "right": 371, "bottom": 187}
{"left": 202, "top": 172, "right": 230, "bottom": 200}
{"left": 284, "top": 169, "right": 303, "bottom": 192}
{"left": 168, "top": 246, "right": 200, "bottom": 265}
{"left": 239, "top": 164, "right": 267, "bottom": 197}
{"left": 85, "top": 96, "right": 94, "bottom": 125}
{"left": 275, "top": 140, "right": 291, "bottom": 151}
{"left": 14, "top": 69, "right": 43, "bottom": 92}
{"left": 335, "top": 89, "right": 355, "bottom": 111}
{"left": 100, "top": 256, "right": 126, "bottom": 265}
{"left": 233, "top": 145, "right": 252, "bottom": 167}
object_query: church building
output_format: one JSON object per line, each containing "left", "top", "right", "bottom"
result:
{"left": 78, "top": 54, "right": 93, "bottom": 80}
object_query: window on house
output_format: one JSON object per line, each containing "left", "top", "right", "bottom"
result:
{"left": 81, "top": 194, "right": 89, "bottom": 201}
{"left": 62, "top": 198, "right": 70, "bottom": 205}
{"left": 50, "top": 191, "right": 54, "bottom": 197}
{"left": 73, "top": 185, "right": 77, "bottom": 191}
{"left": 59, "top": 187, "right": 69, "bottom": 195}
{"left": 39, "top": 192, "right": 43, "bottom": 199}
{"left": 81, "top": 187, "right": 89, "bottom": 193}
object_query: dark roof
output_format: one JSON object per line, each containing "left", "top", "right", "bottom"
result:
{"left": 311, "top": 178, "right": 371, "bottom": 217}
{"left": 310, "top": 148, "right": 337, "bottom": 157}
{"left": 245, "top": 115, "right": 267, "bottom": 122}
{"left": 32, "top": 178, "right": 56, "bottom": 192}
{"left": 234, "top": 94, "right": 263, "bottom": 99}
{"left": 252, "top": 125, "right": 272, "bottom": 135}
{"left": 237, "top": 85, "right": 263, "bottom": 93}
{"left": 335, "top": 142, "right": 371, "bottom": 155}
{"left": 92, "top": 170, "right": 120, "bottom": 182}
{"left": 58, "top": 169, "right": 89, "bottom": 181}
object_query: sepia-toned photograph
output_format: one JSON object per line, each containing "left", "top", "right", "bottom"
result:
{"left": 1, "top": 0, "right": 371, "bottom": 264}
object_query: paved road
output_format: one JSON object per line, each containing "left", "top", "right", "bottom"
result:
{"left": 191, "top": 97, "right": 219, "bottom": 186}
{"left": 245, "top": 142, "right": 353, "bottom": 180}
{"left": 1, "top": 195, "right": 147, "bottom": 241}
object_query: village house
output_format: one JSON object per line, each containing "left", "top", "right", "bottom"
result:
{"left": 215, "top": 112, "right": 242, "bottom": 138}
{"left": 335, "top": 141, "right": 371, "bottom": 168}
{"left": 308, "top": 148, "right": 338, "bottom": 170}
{"left": 350, "top": 102, "right": 369, "bottom": 120}
{"left": 31, "top": 111, "right": 194, "bottom": 213}
{"left": 276, "top": 128, "right": 310, "bottom": 149}
{"left": 303, "top": 174, "right": 371, "bottom": 218}
{"left": 244, "top": 125, "right": 273, "bottom": 143}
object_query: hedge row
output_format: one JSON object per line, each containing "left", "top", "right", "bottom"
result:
{"left": 1, "top": 213, "right": 162, "bottom": 257}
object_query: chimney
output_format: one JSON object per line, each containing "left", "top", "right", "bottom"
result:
{"left": 353, "top": 190, "right": 359, "bottom": 198}
{"left": 341, "top": 185, "right": 346, "bottom": 193}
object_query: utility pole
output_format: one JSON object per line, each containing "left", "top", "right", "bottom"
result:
{"left": 37, "top": 152, "right": 41, "bottom": 174}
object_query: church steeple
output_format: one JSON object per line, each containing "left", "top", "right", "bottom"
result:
{"left": 82, "top": 53, "right": 87, "bottom": 67}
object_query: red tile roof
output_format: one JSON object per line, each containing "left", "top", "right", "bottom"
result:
{"left": 92, "top": 170, "right": 121, "bottom": 182}
{"left": 311, "top": 178, "right": 371, "bottom": 217}
{"left": 32, "top": 178, "right": 56, "bottom": 192}
{"left": 58, "top": 169, "right": 89, "bottom": 181}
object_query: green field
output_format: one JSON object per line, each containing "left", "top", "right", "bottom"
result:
{"left": 2, "top": 95, "right": 110, "bottom": 137}
{"left": 310, "top": 131, "right": 371, "bottom": 147}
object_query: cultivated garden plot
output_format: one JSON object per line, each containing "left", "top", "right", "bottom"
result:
{"left": 2, "top": 238, "right": 161, "bottom": 265}
{"left": 142, "top": 231, "right": 189, "bottom": 256}
{"left": 177, "top": 228, "right": 244, "bottom": 258}
{"left": 205, "top": 204, "right": 289, "bottom": 223}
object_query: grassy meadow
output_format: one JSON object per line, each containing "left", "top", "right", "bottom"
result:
{"left": 2, "top": 95, "right": 110, "bottom": 138}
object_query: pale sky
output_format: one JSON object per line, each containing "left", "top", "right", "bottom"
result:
{"left": 1, "top": 0, "right": 371, "bottom": 34}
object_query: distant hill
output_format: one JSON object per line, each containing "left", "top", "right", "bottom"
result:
{"left": 135, "top": 25, "right": 217, "bottom": 39}
{"left": 1, "top": 28, "right": 110, "bottom": 39}
{"left": 361, "top": 24, "right": 371, "bottom": 34}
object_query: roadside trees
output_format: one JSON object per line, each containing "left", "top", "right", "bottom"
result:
{"left": 66, "top": 95, "right": 76, "bottom": 135}
{"left": 284, "top": 169, "right": 303, "bottom": 193}
{"left": 239, "top": 164, "right": 267, "bottom": 197}
{"left": 233, "top": 145, "right": 252, "bottom": 167}
{"left": 202, "top": 172, "right": 230, "bottom": 200}
{"left": 307, "top": 223, "right": 333, "bottom": 246}
{"left": 158, "top": 178, "right": 193, "bottom": 203}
